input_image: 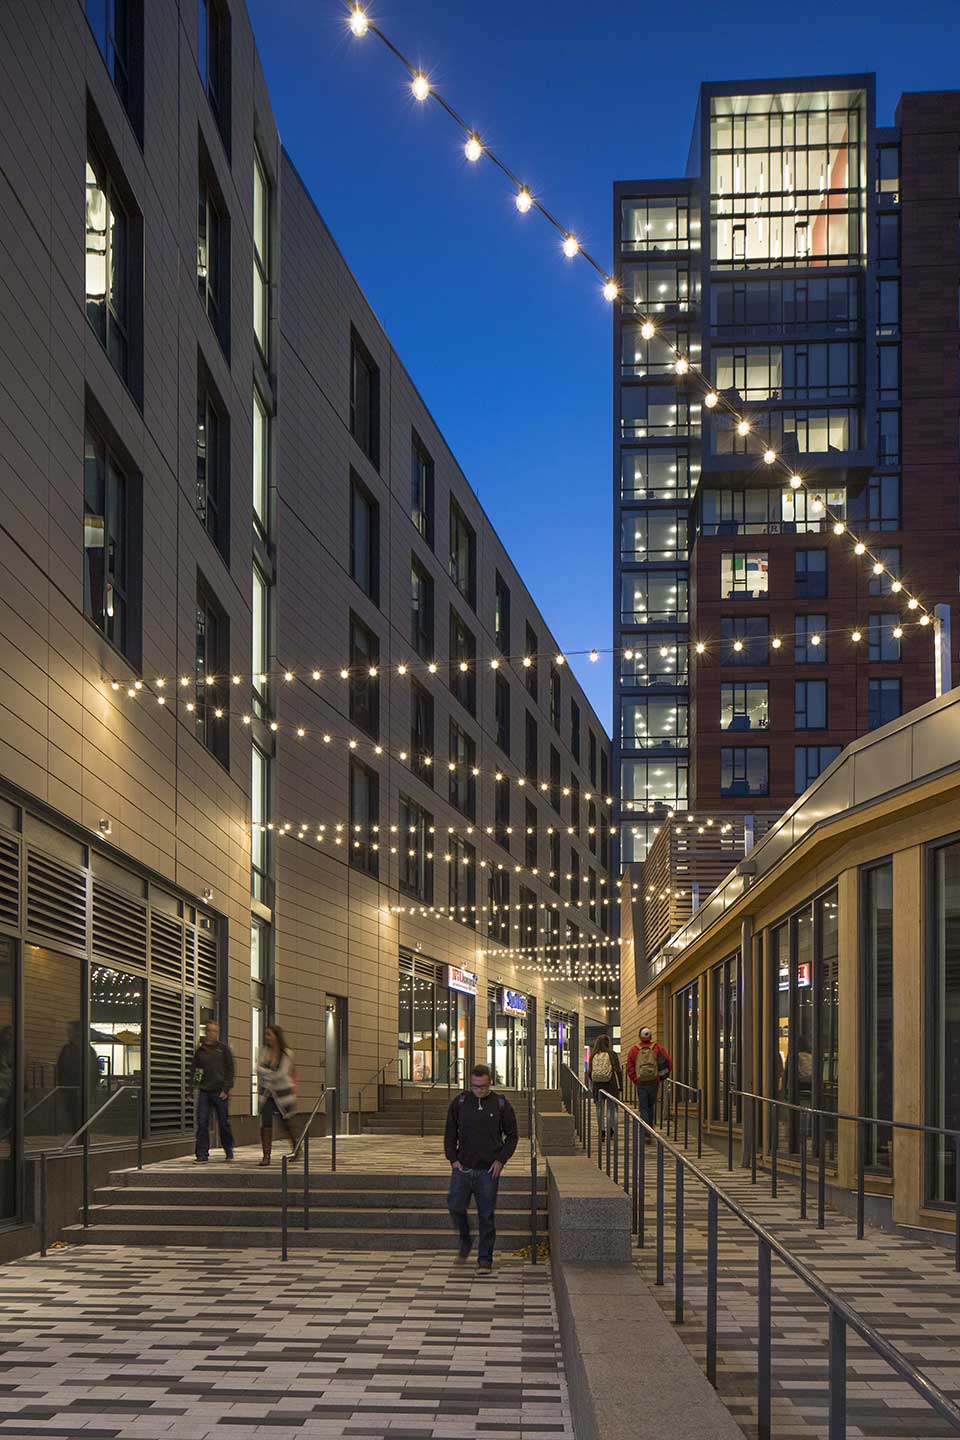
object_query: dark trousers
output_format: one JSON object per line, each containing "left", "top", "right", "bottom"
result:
{"left": 196, "top": 1090, "right": 234, "bottom": 1159}
{"left": 447, "top": 1166, "right": 499, "bottom": 1262}
{"left": 636, "top": 1081, "right": 658, "bottom": 1128}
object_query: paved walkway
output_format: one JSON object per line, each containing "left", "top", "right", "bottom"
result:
{"left": 0, "top": 1248, "right": 571, "bottom": 1440}
{"left": 147, "top": 1138, "right": 459, "bottom": 1176}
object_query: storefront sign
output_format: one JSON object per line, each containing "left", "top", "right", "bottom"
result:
{"left": 447, "top": 965, "right": 478, "bottom": 995}
{"left": 500, "top": 988, "right": 527, "bottom": 1017}
{"left": 797, "top": 962, "right": 812, "bottom": 988}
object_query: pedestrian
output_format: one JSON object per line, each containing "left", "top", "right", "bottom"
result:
{"left": 625, "top": 1026, "right": 671, "bottom": 1137}
{"left": 588, "top": 1034, "right": 622, "bottom": 1141}
{"left": 257, "top": 1025, "right": 297, "bottom": 1166}
{"left": 191, "top": 1020, "right": 235, "bottom": 1163}
{"left": 444, "top": 1064, "right": 519, "bottom": 1273}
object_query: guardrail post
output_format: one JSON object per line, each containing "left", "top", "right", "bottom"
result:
{"left": 675, "top": 1159, "right": 684, "bottom": 1324}
{"left": 357, "top": 1089, "right": 362, "bottom": 1136}
{"left": 137, "top": 1088, "right": 143, "bottom": 1170}
{"left": 605, "top": 1100, "right": 612, "bottom": 1178}
{"left": 281, "top": 1154, "right": 289, "bottom": 1262}
{"left": 758, "top": 1238, "right": 772, "bottom": 1440}
{"left": 771, "top": 1101, "right": 778, "bottom": 1200}
{"left": 828, "top": 1306, "right": 846, "bottom": 1440}
{"left": 655, "top": 1141, "right": 664, "bottom": 1286}
{"left": 623, "top": 1106, "right": 630, "bottom": 1197}
{"left": 82, "top": 1126, "right": 90, "bottom": 1228}
{"left": 800, "top": 1110, "right": 808, "bottom": 1221}
{"left": 39, "top": 1152, "right": 47, "bottom": 1258}
{"left": 637, "top": 1117, "right": 645, "bottom": 1246}
{"left": 613, "top": 1107, "right": 619, "bottom": 1185}
{"left": 818, "top": 1114, "right": 826, "bottom": 1230}
{"left": 751, "top": 1096, "right": 758, "bottom": 1185}
{"left": 331, "top": 1089, "right": 337, "bottom": 1173}
{"left": 697, "top": 1086, "right": 702, "bottom": 1159}
{"left": 954, "top": 1136, "right": 960, "bottom": 1273}
{"left": 586, "top": 1092, "right": 592, "bottom": 1160}
{"left": 420, "top": 1090, "right": 425, "bottom": 1139}
{"left": 706, "top": 1188, "right": 718, "bottom": 1387}
{"left": 529, "top": 1083, "right": 538, "bottom": 1266}
{"left": 727, "top": 1087, "right": 734, "bottom": 1170}
{"left": 856, "top": 1118, "right": 865, "bottom": 1240}
{"left": 683, "top": 1090, "right": 689, "bottom": 1150}
{"left": 303, "top": 1132, "right": 310, "bottom": 1232}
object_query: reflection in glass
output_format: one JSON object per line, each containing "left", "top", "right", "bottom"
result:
{"left": 0, "top": 939, "right": 15, "bottom": 1220}
{"left": 89, "top": 964, "right": 143, "bottom": 1142}
{"left": 927, "top": 845, "right": 960, "bottom": 1204}
{"left": 863, "top": 863, "right": 893, "bottom": 1170}
{"left": 24, "top": 947, "right": 85, "bottom": 1149}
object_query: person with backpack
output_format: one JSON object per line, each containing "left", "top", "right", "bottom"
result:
{"left": 444, "top": 1063, "right": 519, "bottom": 1272}
{"left": 626, "top": 1026, "right": 672, "bottom": 1134}
{"left": 587, "top": 1034, "right": 622, "bottom": 1141}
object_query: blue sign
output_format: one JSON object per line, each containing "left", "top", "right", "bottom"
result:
{"left": 500, "top": 988, "right": 527, "bottom": 1017}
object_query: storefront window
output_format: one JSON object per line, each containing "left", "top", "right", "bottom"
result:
{"left": 675, "top": 981, "right": 699, "bottom": 1089}
{"left": 488, "top": 986, "right": 529, "bottom": 1089}
{"left": 768, "top": 888, "right": 839, "bottom": 1157}
{"left": 926, "top": 842, "right": 960, "bottom": 1205}
{"left": 89, "top": 964, "right": 143, "bottom": 1142}
{"left": 544, "top": 1005, "right": 575, "bottom": 1090}
{"left": 713, "top": 954, "right": 741, "bottom": 1121}
{"left": 862, "top": 861, "right": 893, "bottom": 1170}
{"left": 0, "top": 939, "right": 15, "bottom": 1222}
{"left": 24, "top": 945, "right": 85, "bottom": 1149}
{"left": 398, "top": 958, "right": 474, "bottom": 1084}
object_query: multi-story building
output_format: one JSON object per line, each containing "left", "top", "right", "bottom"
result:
{"left": 614, "top": 77, "right": 960, "bottom": 869}
{"left": 0, "top": 0, "right": 614, "bottom": 1259}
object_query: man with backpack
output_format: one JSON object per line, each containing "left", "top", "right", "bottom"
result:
{"left": 626, "top": 1027, "right": 671, "bottom": 1134}
{"left": 444, "top": 1064, "right": 519, "bottom": 1272}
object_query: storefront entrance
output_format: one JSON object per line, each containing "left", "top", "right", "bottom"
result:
{"left": 487, "top": 985, "right": 530, "bottom": 1089}
{"left": 398, "top": 954, "right": 473, "bottom": 1084}
{"left": 544, "top": 1005, "right": 577, "bottom": 1091}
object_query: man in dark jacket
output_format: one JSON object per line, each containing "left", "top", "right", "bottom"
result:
{"left": 192, "top": 1021, "right": 235, "bottom": 1162}
{"left": 444, "top": 1063, "right": 518, "bottom": 1272}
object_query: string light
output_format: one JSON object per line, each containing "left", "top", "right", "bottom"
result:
{"left": 515, "top": 186, "right": 533, "bottom": 214}
{"left": 602, "top": 279, "right": 618, "bottom": 302}
{"left": 411, "top": 72, "right": 430, "bottom": 101}
{"left": 562, "top": 235, "right": 579, "bottom": 258}
{"left": 349, "top": 5, "right": 368, "bottom": 36}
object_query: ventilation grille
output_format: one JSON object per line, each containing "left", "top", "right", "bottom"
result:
{"left": 183, "top": 993, "right": 197, "bottom": 1124}
{"left": 150, "top": 912, "right": 184, "bottom": 984}
{"left": 0, "top": 832, "right": 20, "bottom": 930}
{"left": 196, "top": 930, "right": 218, "bottom": 993}
{"left": 92, "top": 883, "right": 147, "bottom": 971}
{"left": 26, "top": 850, "right": 86, "bottom": 950}
{"left": 149, "top": 985, "right": 184, "bottom": 1133}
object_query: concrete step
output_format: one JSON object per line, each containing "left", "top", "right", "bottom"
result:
{"left": 107, "top": 1167, "right": 544, "bottom": 1193}
{"left": 93, "top": 1185, "right": 543, "bottom": 1212}
{"left": 83, "top": 1202, "right": 548, "bottom": 1229}
{"left": 64, "top": 1223, "right": 543, "bottom": 1251}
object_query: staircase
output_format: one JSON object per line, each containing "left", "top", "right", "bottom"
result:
{"left": 63, "top": 1162, "right": 547, "bottom": 1251}
{"left": 359, "top": 1086, "right": 558, "bottom": 1136}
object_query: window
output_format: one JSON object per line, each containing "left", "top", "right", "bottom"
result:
{"left": 588, "top": 800, "right": 597, "bottom": 854}
{"left": 721, "top": 616, "right": 769, "bottom": 665}
{"left": 449, "top": 721, "right": 476, "bottom": 820}
{"left": 547, "top": 906, "right": 561, "bottom": 951}
{"left": 399, "top": 796, "right": 433, "bottom": 903}
{"left": 621, "top": 195, "right": 690, "bottom": 251}
{"left": 410, "top": 681, "right": 434, "bottom": 785}
{"left": 589, "top": 869, "right": 598, "bottom": 923}
{"left": 495, "top": 673, "right": 511, "bottom": 755}
{"left": 253, "top": 145, "right": 269, "bottom": 355}
{"left": 620, "top": 572, "right": 689, "bottom": 624}
{"left": 549, "top": 746, "right": 562, "bottom": 814}
{"left": 869, "top": 547, "right": 900, "bottom": 597}
{"left": 252, "top": 564, "right": 269, "bottom": 711}
{"left": 350, "top": 329, "right": 379, "bottom": 466}
{"left": 84, "top": 419, "right": 137, "bottom": 660}
{"left": 198, "top": 147, "right": 229, "bottom": 354}
{"left": 495, "top": 572, "right": 511, "bottom": 656}
{"left": 795, "top": 679, "right": 827, "bottom": 730}
{"left": 525, "top": 623, "right": 539, "bottom": 699}
{"left": 195, "top": 578, "right": 230, "bottom": 766}
{"left": 86, "top": 0, "right": 142, "bottom": 136}
{"left": 926, "top": 840, "right": 960, "bottom": 1203}
{"left": 621, "top": 510, "right": 688, "bottom": 562}
{"left": 795, "top": 745, "right": 842, "bottom": 793}
{"left": 721, "top": 552, "right": 768, "bottom": 597}
{"left": 494, "top": 779, "right": 510, "bottom": 851}
{"left": 878, "top": 410, "right": 900, "bottom": 466}
{"left": 349, "top": 758, "right": 379, "bottom": 877}
{"left": 861, "top": 860, "right": 893, "bottom": 1170}
{"left": 411, "top": 432, "right": 434, "bottom": 545}
{"left": 877, "top": 145, "right": 899, "bottom": 200}
{"left": 600, "top": 812, "right": 611, "bottom": 872}
{"left": 253, "top": 388, "right": 269, "bottom": 536}
{"left": 570, "top": 699, "right": 581, "bottom": 762}
{"left": 349, "top": 476, "right": 379, "bottom": 603}
{"left": 869, "top": 613, "right": 901, "bottom": 662}
{"left": 877, "top": 212, "right": 899, "bottom": 262}
{"left": 877, "top": 278, "right": 900, "bottom": 334}
{"left": 713, "top": 955, "right": 742, "bottom": 1122}
{"left": 449, "top": 609, "right": 476, "bottom": 715}
{"left": 197, "top": 0, "right": 230, "bottom": 149}
{"left": 549, "top": 667, "right": 561, "bottom": 730}
{"left": 720, "top": 747, "right": 768, "bottom": 797}
{"left": 348, "top": 615, "right": 380, "bottom": 738}
{"left": 449, "top": 837, "right": 476, "bottom": 925}
{"left": 525, "top": 711, "right": 538, "bottom": 783}
{"left": 621, "top": 446, "right": 693, "bottom": 500}
{"left": 410, "top": 558, "right": 434, "bottom": 658}
{"left": 570, "top": 851, "right": 580, "bottom": 905}
{"left": 488, "top": 871, "right": 509, "bottom": 945}
{"left": 549, "top": 831, "right": 561, "bottom": 889}
{"left": 863, "top": 474, "right": 900, "bottom": 531}
{"left": 868, "top": 678, "right": 901, "bottom": 730}
{"left": 570, "top": 775, "right": 580, "bottom": 836}
{"left": 449, "top": 499, "right": 476, "bottom": 607}
{"left": 878, "top": 346, "right": 899, "bottom": 403}
{"left": 85, "top": 141, "right": 134, "bottom": 386}
{"left": 794, "top": 550, "right": 827, "bottom": 599}
{"left": 525, "top": 800, "right": 537, "bottom": 870}
{"left": 720, "top": 682, "right": 768, "bottom": 731}
{"left": 589, "top": 730, "right": 598, "bottom": 785}
{"left": 795, "top": 614, "right": 827, "bottom": 664}
{"left": 601, "top": 749, "right": 610, "bottom": 797}
{"left": 519, "top": 883, "right": 537, "bottom": 949}
{"left": 251, "top": 744, "right": 268, "bottom": 899}
{"left": 196, "top": 364, "right": 229, "bottom": 557}
{"left": 675, "top": 982, "right": 699, "bottom": 1090}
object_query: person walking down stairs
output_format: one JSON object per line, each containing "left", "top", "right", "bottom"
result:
{"left": 588, "top": 1034, "right": 622, "bottom": 1141}
{"left": 444, "top": 1064, "right": 519, "bottom": 1273}
{"left": 192, "top": 1021, "right": 235, "bottom": 1163}
{"left": 257, "top": 1025, "right": 298, "bottom": 1166}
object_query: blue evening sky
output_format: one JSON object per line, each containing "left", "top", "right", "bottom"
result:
{"left": 246, "top": 0, "right": 959, "bottom": 732}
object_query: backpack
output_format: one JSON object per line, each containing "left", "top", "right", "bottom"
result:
{"left": 635, "top": 1045, "right": 658, "bottom": 1084}
{"left": 591, "top": 1050, "right": 614, "bottom": 1083}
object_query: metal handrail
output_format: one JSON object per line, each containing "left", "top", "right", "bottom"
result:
{"left": 37, "top": 1084, "right": 143, "bottom": 1255}
{"left": 417, "top": 1059, "right": 464, "bottom": 1137}
{"left": 727, "top": 1086, "right": 960, "bottom": 1269}
{"left": 355, "top": 1057, "right": 400, "bottom": 1133}
{"left": 560, "top": 1065, "right": 960, "bottom": 1439}
{"left": 281, "top": 1085, "right": 337, "bottom": 1261}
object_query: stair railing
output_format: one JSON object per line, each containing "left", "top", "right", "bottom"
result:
{"left": 355, "top": 1057, "right": 399, "bottom": 1135}
{"left": 527, "top": 1053, "right": 538, "bottom": 1264}
{"left": 281, "top": 1085, "right": 336, "bottom": 1261}
{"left": 37, "top": 1084, "right": 143, "bottom": 1256}
{"left": 419, "top": 1058, "right": 463, "bottom": 1137}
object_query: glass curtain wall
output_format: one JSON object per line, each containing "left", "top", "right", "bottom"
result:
{"left": 927, "top": 842, "right": 960, "bottom": 1205}
{"left": 398, "top": 960, "right": 472, "bottom": 1085}
{"left": 713, "top": 953, "right": 741, "bottom": 1120}
{"left": 861, "top": 860, "right": 893, "bottom": 1170}
{"left": 674, "top": 981, "right": 700, "bottom": 1090}
{"left": 487, "top": 986, "right": 529, "bottom": 1090}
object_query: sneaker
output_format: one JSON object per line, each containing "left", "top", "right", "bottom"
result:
{"left": 195, "top": 1156, "right": 209, "bottom": 1163}
{"left": 477, "top": 1259, "right": 493, "bottom": 1273}
{"left": 224, "top": 1154, "right": 234, "bottom": 1162}
{"left": 457, "top": 1238, "right": 473, "bottom": 1263}
{"left": 258, "top": 1157, "right": 271, "bottom": 1168}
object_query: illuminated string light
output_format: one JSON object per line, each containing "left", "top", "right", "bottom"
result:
{"left": 464, "top": 134, "right": 483, "bottom": 162}
{"left": 349, "top": 5, "right": 368, "bottom": 36}
{"left": 562, "top": 234, "right": 579, "bottom": 258}
{"left": 515, "top": 186, "right": 533, "bottom": 214}
{"left": 411, "top": 72, "right": 430, "bottom": 101}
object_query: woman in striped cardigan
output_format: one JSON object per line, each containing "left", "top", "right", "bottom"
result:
{"left": 257, "top": 1025, "right": 297, "bottom": 1166}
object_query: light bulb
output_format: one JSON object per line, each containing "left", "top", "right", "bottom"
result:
{"left": 891, "top": 580, "right": 902, "bottom": 593}
{"left": 851, "top": 630, "right": 862, "bottom": 643}
{"left": 603, "top": 279, "right": 618, "bottom": 302}
{"left": 834, "top": 522, "right": 845, "bottom": 535}
{"left": 589, "top": 649, "right": 600, "bottom": 662}
{"left": 811, "top": 634, "right": 821, "bottom": 646}
{"left": 772, "top": 637, "right": 782, "bottom": 649}
{"left": 516, "top": 187, "right": 533, "bottom": 214}
{"left": 555, "top": 653, "right": 566, "bottom": 666}
{"left": 790, "top": 474, "right": 802, "bottom": 489}
{"left": 873, "top": 562, "right": 884, "bottom": 575}
{"left": 737, "top": 420, "right": 750, "bottom": 437}
{"left": 522, "top": 656, "right": 532, "bottom": 668}
{"left": 675, "top": 356, "right": 689, "bottom": 374}
{"left": 411, "top": 72, "right": 430, "bottom": 101}
{"left": 464, "top": 134, "right": 483, "bottom": 163}
{"left": 763, "top": 449, "right": 776, "bottom": 465}
{"left": 854, "top": 542, "right": 866, "bottom": 555}
{"left": 733, "top": 639, "right": 743, "bottom": 652}
{"left": 893, "top": 626, "right": 904, "bottom": 638}
{"left": 397, "top": 663, "right": 407, "bottom": 676}
{"left": 640, "top": 321, "right": 655, "bottom": 340}
{"left": 705, "top": 392, "right": 718, "bottom": 408}
{"left": 908, "top": 597, "right": 919, "bottom": 610}
{"left": 812, "top": 498, "right": 823, "bottom": 513}
{"left": 490, "top": 658, "right": 499, "bottom": 670}
{"left": 920, "top": 613, "right": 931, "bottom": 625}
{"left": 349, "top": 6, "right": 369, "bottom": 36}
{"left": 695, "top": 642, "right": 705, "bottom": 655}
{"left": 562, "top": 235, "right": 580, "bottom": 259}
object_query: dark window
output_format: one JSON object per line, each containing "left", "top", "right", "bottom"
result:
{"left": 570, "top": 850, "right": 580, "bottom": 905}
{"left": 588, "top": 800, "right": 597, "bottom": 854}
{"left": 877, "top": 212, "right": 899, "bottom": 262}
{"left": 795, "top": 679, "right": 827, "bottom": 730}
{"left": 86, "top": 0, "right": 143, "bottom": 138}
{"left": 350, "top": 476, "right": 379, "bottom": 603}
{"left": 860, "top": 473, "right": 901, "bottom": 531}
{"left": 550, "top": 666, "right": 561, "bottom": 730}
{"left": 519, "top": 883, "right": 537, "bottom": 949}
{"left": 84, "top": 418, "right": 139, "bottom": 661}
{"left": 253, "top": 146, "right": 270, "bottom": 356}
{"left": 196, "top": 361, "right": 229, "bottom": 558}
{"left": 350, "top": 329, "right": 380, "bottom": 467}
{"left": 195, "top": 578, "right": 230, "bottom": 766}
{"left": 495, "top": 673, "right": 511, "bottom": 755}
{"left": 525, "top": 623, "right": 538, "bottom": 699}
{"left": 495, "top": 572, "right": 511, "bottom": 656}
{"left": 349, "top": 614, "right": 380, "bottom": 738}
{"left": 795, "top": 614, "right": 827, "bottom": 664}
{"left": 449, "top": 720, "right": 477, "bottom": 820}
{"left": 449, "top": 609, "right": 476, "bottom": 715}
{"left": 547, "top": 907, "right": 561, "bottom": 951}
{"left": 600, "top": 750, "right": 610, "bottom": 798}
{"left": 600, "top": 813, "right": 610, "bottom": 873}
{"left": 549, "top": 830, "right": 561, "bottom": 890}
{"left": 721, "top": 615, "right": 769, "bottom": 665}
{"left": 589, "top": 729, "right": 598, "bottom": 785}
{"left": 869, "top": 547, "right": 900, "bottom": 598}
{"left": 795, "top": 745, "right": 842, "bottom": 793}
{"left": 399, "top": 795, "right": 432, "bottom": 902}
{"left": 550, "top": 746, "right": 562, "bottom": 813}
{"left": 488, "top": 871, "right": 509, "bottom": 945}
{"left": 794, "top": 550, "right": 827, "bottom": 599}
{"left": 449, "top": 837, "right": 476, "bottom": 926}
{"left": 525, "top": 799, "right": 537, "bottom": 869}
{"left": 197, "top": 0, "right": 231, "bottom": 152}
{"left": 877, "top": 346, "right": 899, "bottom": 403}
{"left": 861, "top": 860, "right": 893, "bottom": 1170}
{"left": 349, "top": 758, "right": 379, "bottom": 877}
{"left": 197, "top": 146, "right": 229, "bottom": 355}
{"left": 589, "top": 869, "right": 598, "bottom": 923}
{"left": 85, "top": 139, "right": 135, "bottom": 388}
{"left": 570, "top": 699, "right": 581, "bottom": 761}
{"left": 878, "top": 410, "right": 900, "bottom": 466}
{"left": 720, "top": 747, "right": 768, "bottom": 797}
{"left": 877, "top": 278, "right": 900, "bottom": 333}
{"left": 925, "top": 841, "right": 960, "bottom": 1203}
{"left": 410, "top": 681, "right": 434, "bottom": 785}
{"left": 494, "top": 779, "right": 510, "bottom": 850}
{"left": 449, "top": 499, "right": 476, "bottom": 608}
{"left": 410, "top": 557, "right": 434, "bottom": 658}
{"left": 868, "top": 678, "right": 901, "bottom": 730}
{"left": 411, "top": 432, "right": 434, "bottom": 545}
{"left": 525, "top": 711, "right": 538, "bottom": 783}
{"left": 868, "top": 613, "right": 901, "bottom": 662}
{"left": 251, "top": 744, "right": 269, "bottom": 899}
{"left": 570, "top": 775, "right": 580, "bottom": 835}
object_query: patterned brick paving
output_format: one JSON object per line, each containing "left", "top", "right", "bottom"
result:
{"left": 0, "top": 1249, "right": 571, "bottom": 1440}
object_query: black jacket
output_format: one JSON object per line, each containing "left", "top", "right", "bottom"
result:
{"left": 192, "top": 1041, "right": 235, "bottom": 1094}
{"left": 444, "top": 1091, "right": 519, "bottom": 1169}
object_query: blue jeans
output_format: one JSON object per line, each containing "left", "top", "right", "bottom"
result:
{"left": 447, "top": 1166, "right": 500, "bottom": 1262}
{"left": 636, "top": 1082, "right": 658, "bottom": 1128}
{"left": 196, "top": 1090, "right": 234, "bottom": 1159}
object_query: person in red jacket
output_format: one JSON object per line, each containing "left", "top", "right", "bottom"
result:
{"left": 625, "top": 1027, "right": 671, "bottom": 1132}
